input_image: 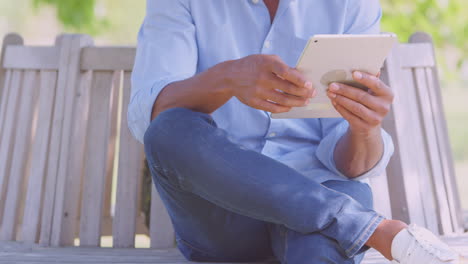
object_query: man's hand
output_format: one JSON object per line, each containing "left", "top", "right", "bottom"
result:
{"left": 328, "top": 71, "right": 394, "bottom": 178}
{"left": 327, "top": 71, "right": 394, "bottom": 136}
{"left": 228, "top": 54, "right": 316, "bottom": 113}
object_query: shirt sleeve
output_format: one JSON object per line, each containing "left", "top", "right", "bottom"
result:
{"left": 315, "top": 1, "right": 394, "bottom": 181}
{"left": 128, "top": 0, "right": 197, "bottom": 143}
{"left": 315, "top": 119, "right": 394, "bottom": 181}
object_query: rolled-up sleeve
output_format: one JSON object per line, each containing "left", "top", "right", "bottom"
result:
{"left": 315, "top": 119, "right": 394, "bottom": 181}
{"left": 128, "top": 0, "right": 197, "bottom": 143}
{"left": 316, "top": 0, "right": 393, "bottom": 181}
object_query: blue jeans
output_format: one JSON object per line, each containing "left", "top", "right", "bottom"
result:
{"left": 144, "top": 108, "right": 384, "bottom": 263}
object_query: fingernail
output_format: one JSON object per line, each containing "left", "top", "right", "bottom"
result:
{"left": 327, "top": 92, "right": 337, "bottom": 98}
{"left": 312, "top": 89, "right": 317, "bottom": 97}
{"left": 329, "top": 83, "right": 339, "bottom": 91}
{"left": 305, "top": 81, "right": 313, "bottom": 89}
{"left": 332, "top": 101, "right": 337, "bottom": 106}
{"left": 354, "top": 71, "right": 363, "bottom": 80}
{"left": 304, "top": 99, "right": 310, "bottom": 106}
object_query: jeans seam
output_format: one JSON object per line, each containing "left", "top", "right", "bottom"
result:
{"left": 176, "top": 237, "right": 222, "bottom": 259}
{"left": 345, "top": 214, "right": 383, "bottom": 257}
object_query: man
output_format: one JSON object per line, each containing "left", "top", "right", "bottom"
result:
{"left": 129, "top": 1, "right": 459, "bottom": 263}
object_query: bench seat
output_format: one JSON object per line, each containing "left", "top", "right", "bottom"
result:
{"left": 1, "top": 235, "right": 468, "bottom": 264}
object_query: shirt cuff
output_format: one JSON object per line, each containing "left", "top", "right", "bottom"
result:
{"left": 315, "top": 122, "right": 394, "bottom": 181}
{"left": 127, "top": 74, "right": 192, "bottom": 144}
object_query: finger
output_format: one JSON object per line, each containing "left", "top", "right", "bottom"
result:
{"left": 352, "top": 71, "right": 393, "bottom": 98}
{"left": 269, "top": 57, "right": 312, "bottom": 89}
{"left": 330, "top": 93, "right": 383, "bottom": 126}
{"left": 332, "top": 102, "right": 368, "bottom": 130}
{"left": 328, "top": 83, "right": 389, "bottom": 114}
{"left": 252, "top": 97, "right": 292, "bottom": 113}
{"left": 268, "top": 75, "right": 316, "bottom": 98}
{"left": 260, "top": 88, "right": 310, "bottom": 107}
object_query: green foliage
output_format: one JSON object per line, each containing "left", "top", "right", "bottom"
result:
{"left": 33, "top": 0, "right": 108, "bottom": 35}
{"left": 381, "top": 0, "right": 468, "bottom": 77}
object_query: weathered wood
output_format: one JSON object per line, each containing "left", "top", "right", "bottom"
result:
{"left": 0, "top": 71, "right": 39, "bottom": 240}
{"left": 113, "top": 72, "right": 144, "bottom": 248}
{"left": 0, "top": 70, "right": 23, "bottom": 223}
{"left": 102, "top": 71, "right": 122, "bottom": 237}
{"left": 396, "top": 43, "right": 435, "bottom": 68}
{"left": 3, "top": 46, "right": 60, "bottom": 70}
{"left": 58, "top": 70, "right": 93, "bottom": 246}
{"left": 0, "top": 33, "right": 23, "bottom": 99}
{"left": 79, "top": 71, "right": 115, "bottom": 247}
{"left": 0, "top": 70, "right": 11, "bottom": 146}
{"left": 368, "top": 172, "right": 392, "bottom": 219}
{"left": 150, "top": 185, "right": 175, "bottom": 249}
{"left": 410, "top": 32, "right": 464, "bottom": 233}
{"left": 81, "top": 47, "right": 136, "bottom": 71}
{"left": 49, "top": 35, "right": 94, "bottom": 247}
{"left": 413, "top": 68, "right": 452, "bottom": 234}
{"left": 39, "top": 35, "right": 75, "bottom": 246}
{"left": 381, "top": 48, "right": 413, "bottom": 224}
{"left": 1, "top": 235, "right": 468, "bottom": 263}
{"left": 0, "top": 34, "right": 23, "bottom": 222}
{"left": 20, "top": 71, "right": 59, "bottom": 243}
{"left": 413, "top": 67, "right": 452, "bottom": 234}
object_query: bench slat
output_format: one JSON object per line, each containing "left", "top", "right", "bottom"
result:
{"left": 425, "top": 66, "right": 464, "bottom": 232}
{"left": 0, "top": 34, "right": 23, "bottom": 105}
{"left": 81, "top": 47, "right": 136, "bottom": 71}
{"left": 382, "top": 56, "right": 432, "bottom": 226}
{"left": 397, "top": 43, "right": 436, "bottom": 68}
{"left": 102, "top": 71, "right": 122, "bottom": 237}
{"left": 0, "top": 70, "right": 23, "bottom": 223}
{"left": 150, "top": 185, "right": 175, "bottom": 249}
{"left": 411, "top": 32, "right": 464, "bottom": 232}
{"left": 21, "top": 71, "right": 59, "bottom": 243}
{"left": 58, "top": 70, "right": 93, "bottom": 246}
{"left": 79, "top": 71, "right": 115, "bottom": 247}
{"left": 0, "top": 70, "right": 12, "bottom": 141}
{"left": 402, "top": 67, "right": 439, "bottom": 231}
{"left": 50, "top": 35, "right": 94, "bottom": 247}
{"left": 0, "top": 71, "right": 38, "bottom": 240}
{"left": 368, "top": 172, "right": 392, "bottom": 219}
{"left": 40, "top": 36, "right": 76, "bottom": 246}
{"left": 3, "top": 46, "right": 60, "bottom": 70}
{"left": 113, "top": 71, "right": 143, "bottom": 248}
{"left": 413, "top": 67, "right": 451, "bottom": 233}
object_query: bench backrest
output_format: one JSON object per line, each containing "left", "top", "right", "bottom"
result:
{"left": 0, "top": 34, "right": 173, "bottom": 248}
{"left": 0, "top": 32, "right": 463, "bottom": 249}
{"left": 380, "top": 32, "right": 464, "bottom": 234}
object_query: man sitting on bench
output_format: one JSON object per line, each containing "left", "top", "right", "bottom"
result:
{"left": 128, "top": 1, "right": 459, "bottom": 263}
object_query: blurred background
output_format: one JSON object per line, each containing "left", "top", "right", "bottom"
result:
{"left": 0, "top": 0, "right": 466, "bottom": 246}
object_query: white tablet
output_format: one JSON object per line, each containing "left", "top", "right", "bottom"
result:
{"left": 271, "top": 34, "right": 397, "bottom": 119}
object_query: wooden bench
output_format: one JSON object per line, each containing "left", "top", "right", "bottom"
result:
{"left": 0, "top": 32, "right": 466, "bottom": 263}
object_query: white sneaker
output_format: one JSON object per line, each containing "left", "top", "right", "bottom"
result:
{"left": 391, "top": 224, "right": 460, "bottom": 264}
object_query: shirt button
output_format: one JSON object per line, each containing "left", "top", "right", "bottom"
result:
{"left": 264, "top": 40, "right": 271, "bottom": 49}
{"left": 268, "top": 132, "right": 277, "bottom": 137}
{"left": 252, "top": 0, "right": 260, "bottom": 4}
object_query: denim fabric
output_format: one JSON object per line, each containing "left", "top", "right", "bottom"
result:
{"left": 144, "top": 108, "right": 384, "bottom": 263}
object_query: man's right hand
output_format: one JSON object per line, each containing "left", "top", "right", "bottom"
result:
{"left": 226, "top": 54, "right": 316, "bottom": 113}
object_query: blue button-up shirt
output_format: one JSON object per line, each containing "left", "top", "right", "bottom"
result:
{"left": 129, "top": 0, "right": 394, "bottom": 183}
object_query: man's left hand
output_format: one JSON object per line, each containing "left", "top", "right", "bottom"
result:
{"left": 327, "top": 71, "right": 394, "bottom": 136}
